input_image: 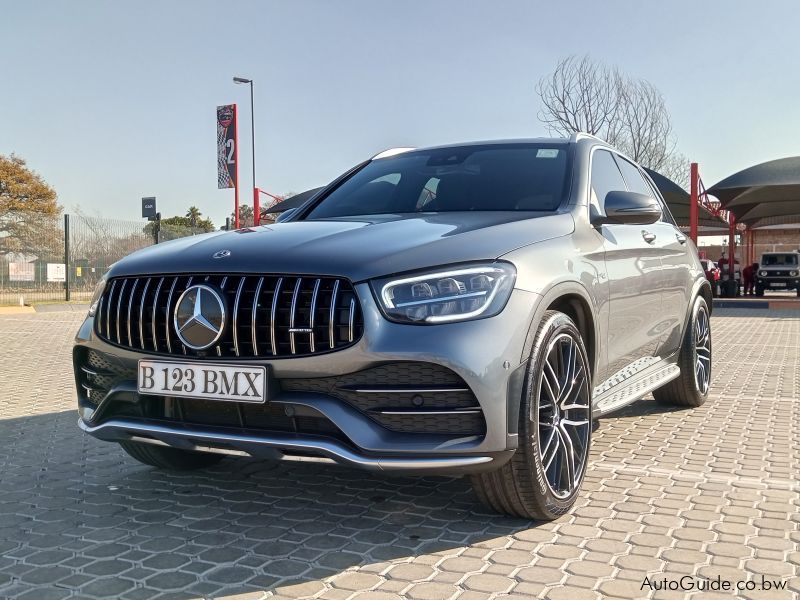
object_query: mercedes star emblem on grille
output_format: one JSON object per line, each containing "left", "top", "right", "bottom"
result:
{"left": 173, "top": 284, "right": 226, "bottom": 350}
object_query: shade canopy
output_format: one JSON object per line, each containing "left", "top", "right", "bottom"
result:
{"left": 644, "top": 169, "right": 728, "bottom": 230}
{"left": 262, "top": 187, "right": 324, "bottom": 214}
{"left": 706, "top": 157, "right": 800, "bottom": 224}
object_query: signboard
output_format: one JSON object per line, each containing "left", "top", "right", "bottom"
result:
{"left": 142, "top": 197, "right": 157, "bottom": 219}
{"left": 217, "top": 104, "right": 237, "bottom": 189}
{"left": 46, "top": 263, "right": 66, "bottom": 283}
{"left": 8, "top": 262, "right": 34, "bottom": 282}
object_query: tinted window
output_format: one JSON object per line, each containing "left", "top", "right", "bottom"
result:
{"left": 762, "top": 254, "right": 798, "bottom": 266}
{"left": 615, "top": 157, "right": 653, "bottom": 197}
{"left": 305, "top": 145, "right": 571, "bottom": 219}
{"left": 641, "top": 171, "right": 677, "bottom": 225}
{"left": 589, "top": 150, "right": 626, "bottom": 212}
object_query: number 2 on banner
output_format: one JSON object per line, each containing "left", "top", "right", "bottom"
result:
{"left": 226, "top": 139, "right": 235, "bottom": 164}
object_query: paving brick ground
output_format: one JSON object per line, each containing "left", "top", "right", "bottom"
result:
{"left": 0, "top": 308, "right": 798, "bottom": 599}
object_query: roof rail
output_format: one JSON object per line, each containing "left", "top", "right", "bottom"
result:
{"left": 569, "top": 131, "right": 607, "bottom": 144}
{"left": 371, "top": 147, "right": 416, "bottom": 160}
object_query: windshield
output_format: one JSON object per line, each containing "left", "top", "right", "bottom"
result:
{"left": 762, "top": 254, "right": 798, "bottom": 266}
{"left": 305, "top": 144, "right": 571, "bottom": 219}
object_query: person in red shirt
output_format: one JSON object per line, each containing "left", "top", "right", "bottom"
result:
{"left": 742, "top": 262, "right": 755, "bottom": 295}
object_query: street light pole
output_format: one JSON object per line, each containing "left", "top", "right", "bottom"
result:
{"left": 233, "top": 76, "right": 257, "bottom": 225}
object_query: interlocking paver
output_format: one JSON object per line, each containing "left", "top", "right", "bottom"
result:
{"left": 404, "top": 581, "right": 455, "bottom": 600}
{"left": 0, "top": 307, "right": 797, "bottom": 598}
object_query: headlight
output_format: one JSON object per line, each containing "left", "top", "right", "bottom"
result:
{"left": 759, "top": 270, "right": 768, "bottom": 277}
{"left": 372, "top": 263, "right": 516, "bottom": 324}
{"left": 87, "top": 277, "right": 107, "bottom": 317}
{"left": 791, "top": 271, "right": 798, "bottom": 277}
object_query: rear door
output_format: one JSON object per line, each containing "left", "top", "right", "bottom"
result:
{"left": 615, "top": 156, "right": 692, "bottom": 357}
{"left": 590, "top": 150, "right": 664, "bottom": 381}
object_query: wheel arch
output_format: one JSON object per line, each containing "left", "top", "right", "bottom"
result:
{"left": 699, "top": 279, "right": 713, "bottom": 315}
{"left": 521, "top": 282, "right": 599, "bottom": 381}
{"left": 684, "top": 277, "right": 713, "bottom": 334}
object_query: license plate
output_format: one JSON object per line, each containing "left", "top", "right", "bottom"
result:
{"left": 770, "top": 282, "right": 787, "bottom": 287}
{"left": 138, "top": 360, "right": 267, "bottom": 404}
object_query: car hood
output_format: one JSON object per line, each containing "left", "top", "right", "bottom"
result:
{"left": 110, "top": 212, "right": 574, "bottom": 282}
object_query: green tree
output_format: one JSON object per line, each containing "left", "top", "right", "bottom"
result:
{"left": 143, "top": 215, "right": 215, "bottom": 241}
{"left": 186, "top": 206, "right": 202, "bottom": 230}
{"left": 0, "top": 154, "right": 62, "bottom": 258}
{"left": 232, "top": 204, "right": 255, "bottom": 228}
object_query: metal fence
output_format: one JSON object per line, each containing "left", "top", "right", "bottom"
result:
{"left": 0, "top": 212, "right": 195, "bottom": 305}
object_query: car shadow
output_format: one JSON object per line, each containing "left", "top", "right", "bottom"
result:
{"left": 590, "top": 397, "right": 688, "bottom": 438}
{"left": 0, "top": 410, "right": 537, "bottom": 599}
{"left": 602, "top": 396, "right": 689, "bottom": 419}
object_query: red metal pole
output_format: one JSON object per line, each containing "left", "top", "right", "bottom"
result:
{"left": 233, "top": 104, "right": 240, "bottom": 229}
{"left": 727, "top": 214, "right": 736, "bottom": 278}
{"left": 689, "top": 162, "right": 699, "bottom": 244}
{"left": 253, "top": 187, "right": 260, "bottom": 226}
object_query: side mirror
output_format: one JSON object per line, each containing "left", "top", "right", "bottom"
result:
{"left": 592, "top": 191, "right": 662, "bottom": 226}
{"left": 275, "top": 208, "right": 298, "bottom": 223}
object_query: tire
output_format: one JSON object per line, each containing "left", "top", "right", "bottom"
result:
{"left": 653, "top": 296, "right": 711, "bottom": 408}
{"left": 119, "top": 441, "right": 224, "bottom": 470}
{"left": 755, "top": 286, "right": 764, "bottom": 297}
{"left": 471, "top": 311, "right": 592, "bottom": 520}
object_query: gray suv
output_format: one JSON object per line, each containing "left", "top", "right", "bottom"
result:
{"left": 756, "top": 252, "right": 800, "bottom": 296}
{"left": 74, "top": 134, "right": 713, "bottom": 519}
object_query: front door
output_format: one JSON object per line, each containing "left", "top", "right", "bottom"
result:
{"left": 589, "top": 150, "right": 664, "bottom": 383}
{"left": 615, "top": 156, "right": 692, "bottom": 358}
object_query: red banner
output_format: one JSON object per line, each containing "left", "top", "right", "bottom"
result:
{"left": 217, "top": 104, "right": 237, "bottom": 189}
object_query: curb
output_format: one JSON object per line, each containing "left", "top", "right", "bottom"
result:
{"left": 713, "top": 298, "right": 800, "bottom": 310}
{"left": 0, "top": 306, "right": 37, "bottom": 315}
{"left": 33, "top": 303, "right": 90, "bottom": 313}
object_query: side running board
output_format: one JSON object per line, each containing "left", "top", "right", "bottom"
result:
{"left": 592, "top": 361, "right": 681, "bottom": 418}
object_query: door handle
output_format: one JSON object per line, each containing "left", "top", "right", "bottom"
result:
{"left": 642, "top": 231, "right": 657, "bottom": 243}
{"left": 676, "top": 233, "right": 687, "bottom": 244}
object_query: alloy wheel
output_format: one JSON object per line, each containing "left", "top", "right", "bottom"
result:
{"left": 694, "top": 306, "right": 712, "bottom": 395}
{"left": 537, "top": 333, "right": 591, "bottom": 499}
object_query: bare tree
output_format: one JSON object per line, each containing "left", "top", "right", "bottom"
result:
{"left": 537, "top": 56, "right": 620, "bottom": 137}
{"left": 537, "top": 55, "right": 689, "bottom": 188}
{"left": 608, "top": 80, "right": 669, "bottom": 163}
{"left": 657, "top": 152, "right": 690, "bottom": 190}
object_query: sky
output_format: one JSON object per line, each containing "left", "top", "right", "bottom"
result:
{"left": 2, "top": 0, "right": 800, "bottom": 229}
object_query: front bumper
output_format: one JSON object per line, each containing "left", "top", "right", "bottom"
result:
{"left": 757, "top": 277, "right": 800, "bottom": 289}
{"left": 74, "top": 284, "right": 540, "bottom": 475}
{"left": 78, "top": 418, "right": 504, "bottom": 474}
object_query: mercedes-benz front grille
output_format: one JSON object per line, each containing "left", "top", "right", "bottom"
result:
{"left": 94, "top": 274, "right": 363, "bottom": 358}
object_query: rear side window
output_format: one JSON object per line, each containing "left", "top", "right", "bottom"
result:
{"left": 615, "top": 156, "right": 677, "bottom": 226}
{"left": 615, "top": 157, "right": 653, "bottom": 197}
{"left": 589, "top": 150, "right": 627, "bottom": 213}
